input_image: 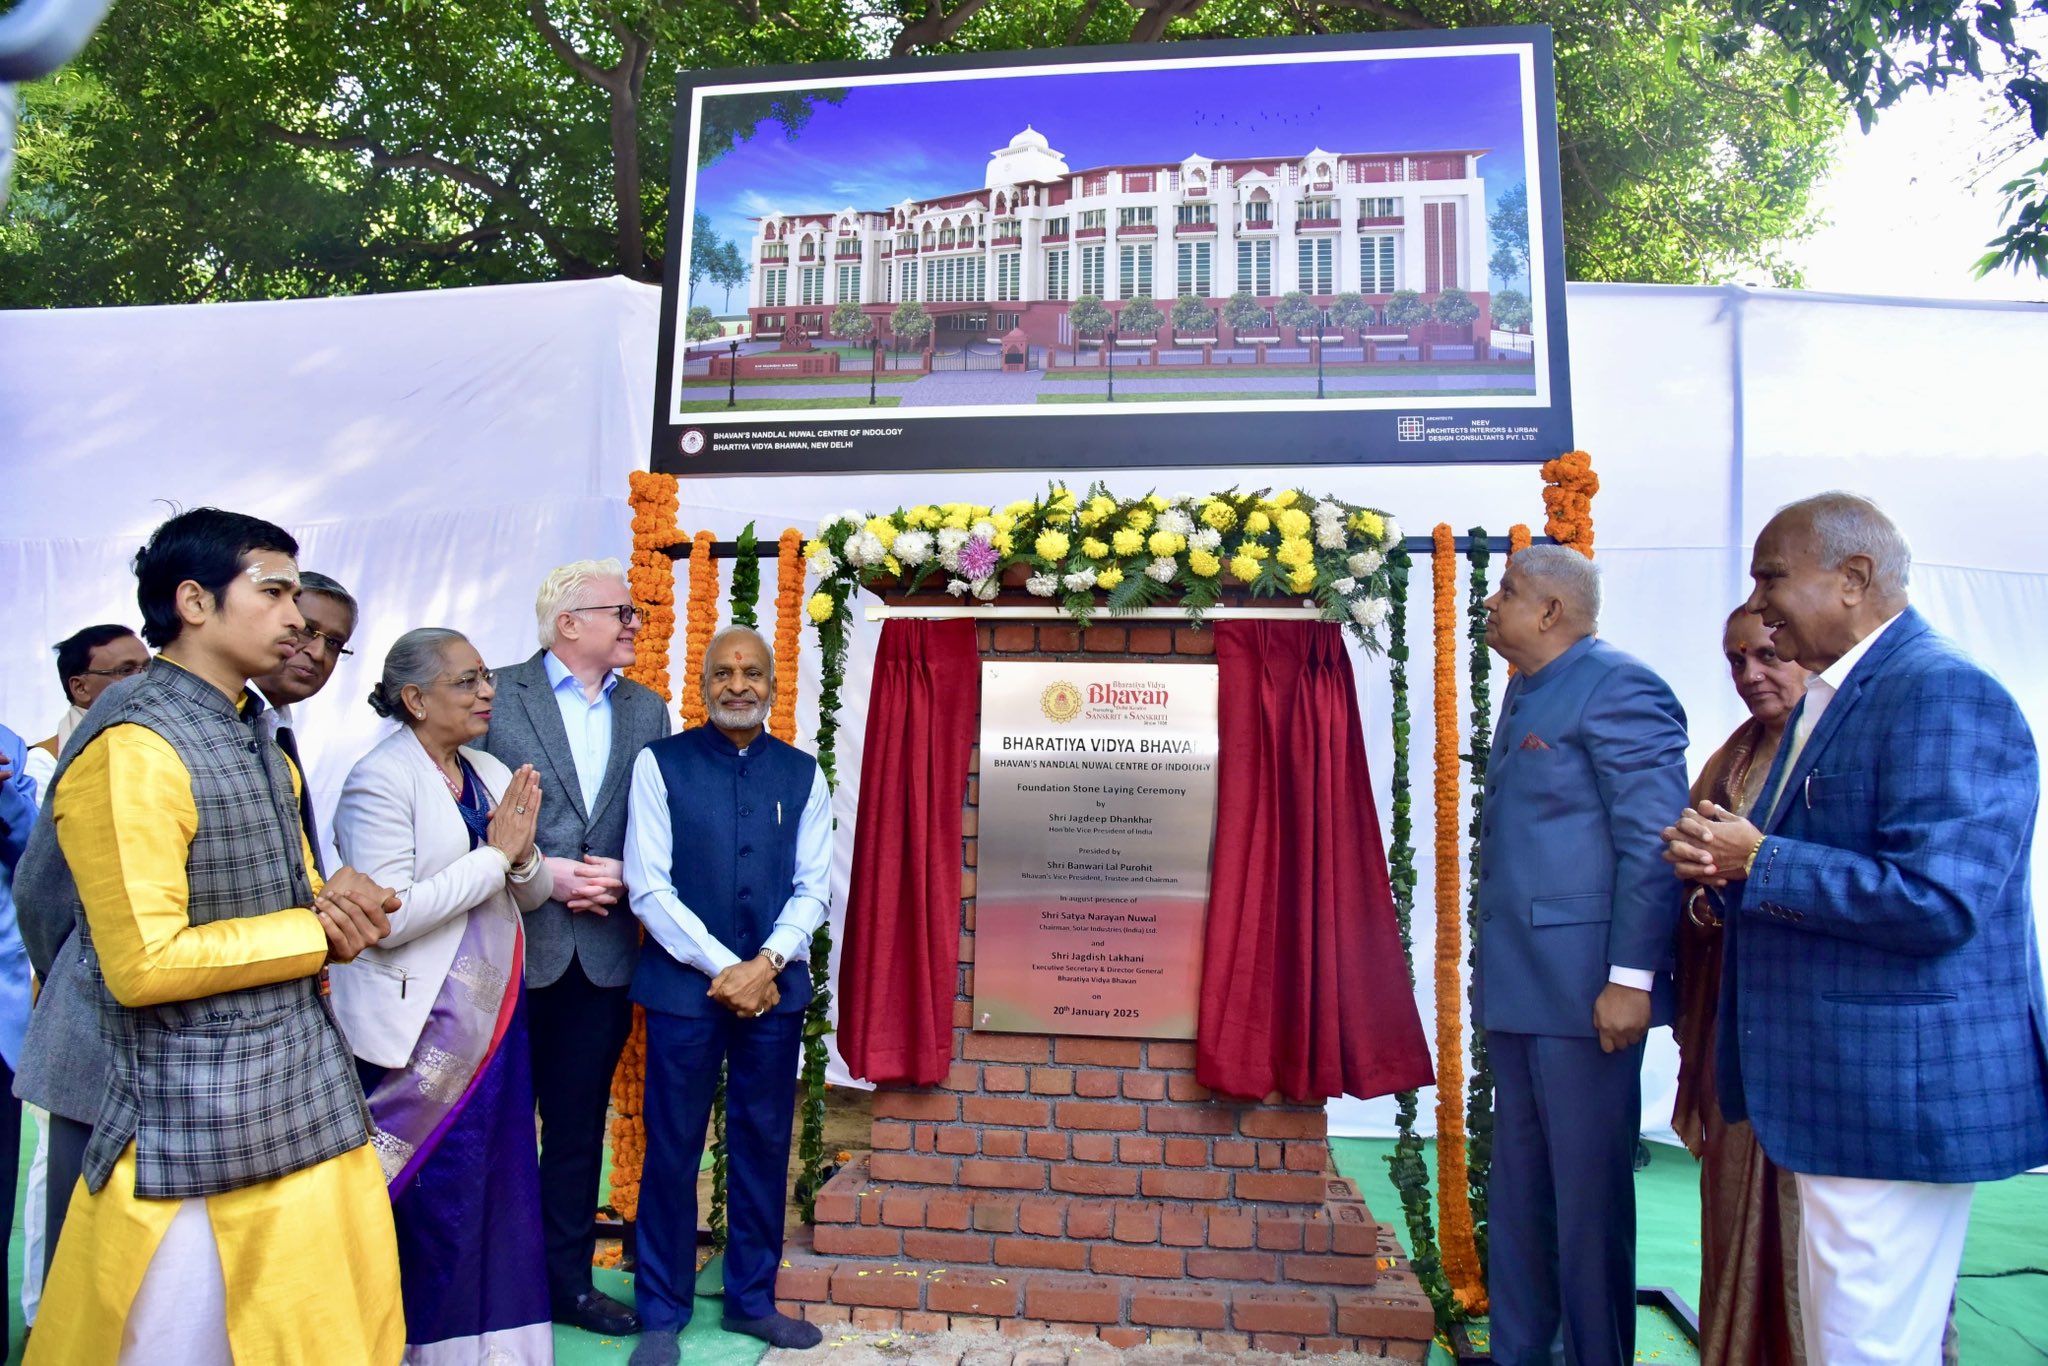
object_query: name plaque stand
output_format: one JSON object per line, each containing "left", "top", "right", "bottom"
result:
{"left": 772, "top": 582, "right": 1437, "bottom": 1358}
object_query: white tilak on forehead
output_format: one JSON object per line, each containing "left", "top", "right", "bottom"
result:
{"left": 245, "top": 558, "right": 301, "bottom": 591}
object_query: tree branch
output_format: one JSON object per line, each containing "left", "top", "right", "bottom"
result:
{"left": 527, "top": 0, "right": 616, "bottom": 90}
{"left": 1066, "top": 0, "right": 1107, "bottom": 44}
{"left": 891, "top": 0, "right": 994, "bottom": 54}
{"left": 1128, "top": 0, "right": 1208, "bottom": 43}
{"left": 1311, "top": 0, "right": 1438, "bottom": 30}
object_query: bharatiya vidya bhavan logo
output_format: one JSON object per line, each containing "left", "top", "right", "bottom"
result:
{"left": 1040, "top": 680, "right": 1083, "bottom": 723}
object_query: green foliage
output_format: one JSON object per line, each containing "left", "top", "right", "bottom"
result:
{"left": 1722, "top": 0, "right": 2048, "bottom": 277}
{"left": 889, "top": 298, "right": 933, "bottom": 343}
{"left": 685, "top": 304, "right": 722, "bottom": 342}
{"left": 1170, "top": 292, "right": 1216, "bottom": 334}
{"left": 1488, "top": 180, "right": 1530, "bottom": 286}
{"left": 1491, "top": 288, "right": 1533, "bottom": 333}
{"left": 797, "top": 921, "right": 837, "bottom": 1222}
{"left": 829, "top": 299, "right": 873, "bottom": 341}
{"left": 729, "top": 522, "right": 760, "bottom": 627}
{"left": 709, "top": 1062, "right": 730, "bottom": 1250}
{"left": 1431, "top": 287, "right": 1480, "bottom": 326}
{"left": 1117, "top": 293, "right": 1164, "bottom": 335}
{"left": 1463, "top": 530, "right": 1494, "bottom": 1277}
{"left": 1275, "top": 290, "right": 1322, "bottom": 331}
{"left": 1330, "top": 292, "right": 1376, "bottom": 331}
{"left": 1384, "top": 289, "right": 1430, "bottom": 327}
{"left": 1221, "top": 290, "right": 1271, "bottom": 333}
{"left": 1067, "top": 293, "right": 1113, "bottom": 336}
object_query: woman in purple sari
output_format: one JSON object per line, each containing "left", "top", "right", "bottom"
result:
{"left": 333, "top": 628, "right": 556, "bottom": 1363}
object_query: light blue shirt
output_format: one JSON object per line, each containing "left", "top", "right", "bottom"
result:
{"left": 543, "top": 649, "right": 619, "bottom": 815}
{"left": 0, "top": 724, "right": 41, "bottom": 1069}
{"left": 623, "top": 743, "right": 833, "bottom": 978}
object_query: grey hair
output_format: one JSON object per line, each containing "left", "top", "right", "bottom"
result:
{"left": 368, "top": 627, "right": 468, "bottom": 722}
{"left": 535, "top": 558, "right": 626, "bottom": 648}
{"left": 1774, "top": 491, "right": 1911, "bottom": 596}
{"left": 1512, "top": 544, "right": 1601, "bottom": 627}
{"left": 298, "top": 571, "right": 358, "bottom": 624}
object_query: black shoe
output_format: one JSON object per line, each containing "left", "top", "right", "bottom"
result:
{"left": 629, "top": 1329, "right": 681, "bottom": 1366}
{"left": 723, "top": 1312, "right": 824, "bottom": 1350}
{"left": 555, "top": 1287, "right": 642, "bottom": 1336}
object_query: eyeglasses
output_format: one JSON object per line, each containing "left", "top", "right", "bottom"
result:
{"left": 566, "top": 603, "right": 645, "bottom": 626}
{"left": 439, "top": 667, "right": 497, "bottom": 694}
{"left": 79, "top": 661, "right": 150, "bottom": 679}
{"left": 285, "top": 625, "right": 355, "bottom": 658}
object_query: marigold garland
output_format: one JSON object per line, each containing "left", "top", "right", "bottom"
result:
{"left": 1541, "top": 451, "right": 1599, "bottom": 557}
{"left": 607, "top": 472, "right": 684, "bottom": 1228}
{"left": 1432, "top": 524, "right": 1485, "bottom": 1314}
{"left": 769, "top": 529, "right": 803, "bottom": 745}
{"left": 680, "top": 531, "right": 719, "bottom": 730}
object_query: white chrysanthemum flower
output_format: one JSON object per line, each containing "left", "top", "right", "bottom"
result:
{"left": 1025, "top": 573, "right": 1059, "bottom": 597}
{"left": 946, "top": 578, "right": 972, "bottom": 597}
{"left": 1351, "top": 596, "right": 1390, "bottom": 628}
{"left": 1347, "top": 549, "right": 1383, "bottom": 577}
{"left": 1316, "top": 524, "right": 1347, "bottom": 550}
{"left": 1189, "top": 527, "right": 1223, "bottom": 552}
{"left": 1146, "top": 556, "right": 1178, "bottom": 583}
{"left": 1332, "top": 576, "right": 1357, "bottom": 595}
{"left": 936, "top": 526, "right": 970, "bottom": 553}
{"left": 1158, "top": 508, "right": 1194, "bottom": 536}
{"left": 971, "top": 520, "right": 997, "bottom": 541}
{"left": 1382, "top": 517, "right": 1401, "bottom": 545}
{"left": 807, "top": 547, "right": 839, "bottom": 578}
{"left": 894, "top": 530, "right": 934, "bottom": 566}
{"left": 834, "top": 509, "right": 865, "bottom": 531}
{"left": 971, "top": 577, "right": 1000, "bottom": 601}
{"left": 1314, "top": 499, "right": 1346, "bottom": 523}
{"left": 1062, "top": 568, "right": 1098, "bottom": 592}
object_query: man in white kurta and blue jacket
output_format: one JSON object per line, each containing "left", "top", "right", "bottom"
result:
{"left": 623, "top": 625, "right": 832, "bottom": 1365}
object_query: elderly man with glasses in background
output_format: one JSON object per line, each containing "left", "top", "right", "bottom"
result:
{"left": 248, "top": 570, "right": 359, "bottom": 865}
{"left": 22, "top": 625, "right": 152, "bottom": 797}
{"left": 482, "top": 558, "right": 672, "bottom": 1339}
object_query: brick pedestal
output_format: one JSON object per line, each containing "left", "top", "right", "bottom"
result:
{"left": 775, "top": 604, "right": 1437, "bottom": 1359}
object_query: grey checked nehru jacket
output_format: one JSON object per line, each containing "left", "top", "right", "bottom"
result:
{"left": 12, "top": 662, "right": 369, "bottom": 1199}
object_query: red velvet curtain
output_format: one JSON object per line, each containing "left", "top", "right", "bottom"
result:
{"left": 1198, "top": 620, "right": 1435, "bottom": 1103}
{"left": 838, "top": 618, "right": 980, "bottom": 1086}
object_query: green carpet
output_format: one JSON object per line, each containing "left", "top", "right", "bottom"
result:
{"left": 2, "top": 1120, "right": 2039, "bottom": 1363}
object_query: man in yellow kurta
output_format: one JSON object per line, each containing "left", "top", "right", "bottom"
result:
{"left": 20, "top": 508, "right": 404, "bottom": 1365}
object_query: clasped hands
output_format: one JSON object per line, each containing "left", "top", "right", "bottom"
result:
{"left": 1660, "top": 798, "right": 1762, "bottom": 889}
{"left": 709, "top": 955, "right": 783, "bottom": 1019}
{"left": 545, "top": 853, "right": 625, "bottom": 915}
{"left": 313, "top": 867, "right": 400, "bottom": 963}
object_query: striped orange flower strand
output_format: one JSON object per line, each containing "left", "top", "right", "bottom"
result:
{"left": 680, "top": 530, "right": 719, "bottom": 731}
{"left": 769, "top": 528, "right": 803, "bottom": 744}
{"left": 1433, "top": 522, "right": 1486, "bottom": 1313}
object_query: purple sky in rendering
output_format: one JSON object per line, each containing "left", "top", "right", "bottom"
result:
{"left": 686, "top": 50, "right": 1533, "bottom": 311}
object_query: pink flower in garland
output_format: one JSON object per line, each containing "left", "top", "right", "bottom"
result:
{"left": 956, "top": 537, "right": 999, "bottom": 582}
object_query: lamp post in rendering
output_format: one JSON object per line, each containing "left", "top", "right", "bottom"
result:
{"left": 1105, "top": 325, "right": 1117, "bottom": 403}
{"left": 1316, "top": 306, "right": 1329, "bottom": 400}
{"left": 870, "top": 335, "right": 882, "bottom": 406}
{"left": 726, "top": 338, "right": 742, "bottom": 409}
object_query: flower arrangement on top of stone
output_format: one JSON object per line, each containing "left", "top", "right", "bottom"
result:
{"left": 801, "top": 482, "right": 1403, "bottom": 651}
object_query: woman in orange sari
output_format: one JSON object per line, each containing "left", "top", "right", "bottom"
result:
{"left": 1673, "top": 607, "right": 1809, "bottom": 1365}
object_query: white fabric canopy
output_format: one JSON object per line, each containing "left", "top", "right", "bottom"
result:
{"left": 4, "top": 276, "right": 2043, "bottom": 1142}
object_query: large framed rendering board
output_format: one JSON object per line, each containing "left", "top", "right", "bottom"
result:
{"left": 653, "top": 26, "right": 1573, "bottom": 475}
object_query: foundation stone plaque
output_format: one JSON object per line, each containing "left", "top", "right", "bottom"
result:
{"left": 973, "top": 660, "right": 1219, "bottom": 1037}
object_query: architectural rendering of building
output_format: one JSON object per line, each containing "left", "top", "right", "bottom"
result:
{"left": 744, "top": 127, "right": 1494, "bottom": 348}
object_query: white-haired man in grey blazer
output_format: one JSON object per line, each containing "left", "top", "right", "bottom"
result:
{"left": 482, "top": 558, "right": 671, "bottom": 1339}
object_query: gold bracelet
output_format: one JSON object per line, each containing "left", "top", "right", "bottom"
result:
{"left": 1742, "top": 834, "right": 1766, "bottom": 876}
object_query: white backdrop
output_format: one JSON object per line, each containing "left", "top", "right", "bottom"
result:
{"left": 4, "top": 277, "right": 2044, "bottom": 1142}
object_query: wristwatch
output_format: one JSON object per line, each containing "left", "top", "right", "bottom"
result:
{"left": 762, "top": 947, "right": 788, "bottom": 972}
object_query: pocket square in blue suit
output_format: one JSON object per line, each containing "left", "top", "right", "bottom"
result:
{"left": 1518, "top": 732, "right": 1552, "bottom": 751}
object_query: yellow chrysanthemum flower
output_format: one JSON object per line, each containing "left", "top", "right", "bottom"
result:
{"left": 1237, "top": 539, "right": 1272, "bottom": 561}
{"left": 883, "top": 555, "right": 901, "bottom": 576}
{"left": 1125, "top": 507, "right": 1154, "bottom": 532}
{"left": 1288, "top": 564, "right": 1318, "bottom": 593}
{"left": 806, "top": 591, "right": 836, "bottom": 624}
{"left": 1148, "top": 530, "right": 1186, "bottom": 557}
{"left": 1276, "top": 508, "right": 1311, "bottom": 539}
{"left": 1078, "top": 506, "right": 1105, "bottom": 528}
{"left": 1351, "top": 509, "right": 1385, "bottom": 539}
{"left": 992, "top": 512, "right": 1016, "bottom": 533}
{"left": 1199, "top": 500, "right": 1237, "bottom": 531}
{"left": 910, "top": 505, "right": 941, "bottom": 529}
{"left": 1081, "top": 537, "right": 1111, "bottom": 560}
{"left": 1111, "top": 527, "right": 1145, "bottom": 556}
{"left": 1035, "top": 529, "right": 1072, "bottom": 560}
{"left": 1243, "top": 510, "right": 1271, "bottom": 535}
{"left": 802, "top": 538, "right": 826, "bottom": 562}
{"left": 1005, "top": 499, "right": 1035, "bottom": 517}
{"left": 1270, "top": 489, "right": 1300, "bottom": 509}
{"left": 1089, "top": 495, "right": 1116, "bottom": 518}
{"left": 1187, "top": 549, "right": 1222, "bottom": 578}
{"left": 994, "top": 531, "right": 1014, "bottom": 555}
{"left": 943, "top": 508, "right": 972, "bottom": 530}
{"left": 1228, "top": 554, "right": 1263, "bottom": 583}
{"left": 1096, "top": 565, "right": 1124, "bottom": 590}
{"left": 1145, "top": 493, "right": 1170, "bottom": 512}
{"left": 1276, "top": 536, "right": 1314, "bottom": 567}
{"left": 864, "top": 516, "right": 899, "bottom": 549}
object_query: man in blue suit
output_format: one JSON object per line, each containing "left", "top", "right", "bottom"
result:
{"left": 1477, "top": 545, "right": 1690, "bottom": 1366}
{"left": 1668, "top": 492, "right": 2048, "bottom": 1364}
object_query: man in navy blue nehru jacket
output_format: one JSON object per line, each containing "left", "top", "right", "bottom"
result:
{"left": 622, "top": 625, "right": 831, "bottom": 1365}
